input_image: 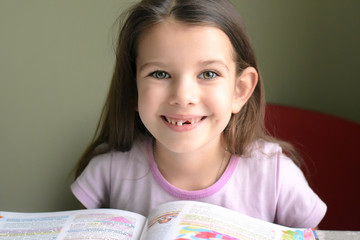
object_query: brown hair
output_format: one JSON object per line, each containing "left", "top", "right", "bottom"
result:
{"left": 74, "top": 0, "right": 301, "bottom": 178}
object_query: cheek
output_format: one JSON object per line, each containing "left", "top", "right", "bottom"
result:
{"left": 208, "top": 86, "right": 234, "bottom": 111}
{"left": 205, "top": 87, "right": 233, "bottom": 128}
{"left": 137, "top": 85, "right": 149, "bottom": 115}
{"left": 137, "top": 85, "right": 164, "bottom": 121}
{"left": 137, "top": 90, "right": 153, "bottom": 115}
{"left": 137, "top": 96, "right": 154, "bottom": 132}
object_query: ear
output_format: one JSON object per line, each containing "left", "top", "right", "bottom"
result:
{"left": 231, "top": 67, "right": 258, "bottom": 114}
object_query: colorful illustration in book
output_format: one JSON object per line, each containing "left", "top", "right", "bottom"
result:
{"left": 281, "top": 229, "right": 317, "bottom": 240}
{"left": 67, "top": 214, "right": 137, "bottom": 238}
{"left": 281, "top": 230, "right": 295, "bottom": 240}
{"left": 175, "top": 226, "right": 239, "bottom": 240}
{"left": 148, "top": 211, "right": 180, "bottom": 229}
{"left": 74, "top": 214, "right": 136, "bottom": 228}
{"left": 303, "top": 229, "right": 316, "bottom": 240}
{"left": 108, "top": 216, "right": 135, "bottom": 227}
{"left": 294, "top": 230, "right": 304, "bottom": 240}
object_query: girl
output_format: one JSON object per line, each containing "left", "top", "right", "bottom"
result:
{"left": 72, "top": 0, "right": 326, "bottom": 228}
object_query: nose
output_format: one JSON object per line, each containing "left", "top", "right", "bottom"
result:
{"left": 168, "top": 76, "right": 199, "bottom": 107}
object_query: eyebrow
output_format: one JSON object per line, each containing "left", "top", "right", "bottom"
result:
{"left": 137, "top": 61, "right": 165, "bottom": 72}
{"left": 137, "top": 59, "right": 230, "bottom": 72}
{"left": 198, "top": 60, "right": 230, "bottom": 72}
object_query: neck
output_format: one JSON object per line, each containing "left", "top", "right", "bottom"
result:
{"left": 153, "top": 140, "right": 230, "bottom": 191}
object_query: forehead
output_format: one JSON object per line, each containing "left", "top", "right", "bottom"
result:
{"left": 136, "top": 19, "right": 236, "bottom": 67}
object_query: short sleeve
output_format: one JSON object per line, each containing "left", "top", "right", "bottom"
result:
{"left": 275, "top": 155, "right": 327, "bottom": 228}
{"left": 71, "top": 154, "right": 112, "bottom": 208}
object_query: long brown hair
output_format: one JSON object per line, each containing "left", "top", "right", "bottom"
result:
{"left": 74, "top": 0, "right": 301, "bottom": 178}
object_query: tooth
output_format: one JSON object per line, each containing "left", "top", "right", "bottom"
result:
{"left": 165, "top": 116, "right": 203, "bottom": 126}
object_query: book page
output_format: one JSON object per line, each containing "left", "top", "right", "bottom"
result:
{"left": 143, "top": 201, "right": 318, "bottom": 240}
{"left": 0, "top": 208, "right": 146, "bottom": 240}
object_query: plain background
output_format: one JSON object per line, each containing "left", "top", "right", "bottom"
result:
{"left": 1, "top": 0, "right": 359, "bottom": 212}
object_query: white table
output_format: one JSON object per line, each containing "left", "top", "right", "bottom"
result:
{"left": 317, "top": 230, "right": 360, "bottom": 240}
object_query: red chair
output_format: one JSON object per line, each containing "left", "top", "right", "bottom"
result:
{"left": 265, "top": 104, "right": 360, "bottom": 230}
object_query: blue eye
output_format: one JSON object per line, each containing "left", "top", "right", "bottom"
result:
{"left": 151, "top": 71, "right": 170, "bottom": 79}
{"left": 199, "top": 71, "right": 218, "bottom": 79}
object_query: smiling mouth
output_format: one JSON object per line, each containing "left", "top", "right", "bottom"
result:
{"left": 162, "top": 116, "right": 206, "bottom": 126}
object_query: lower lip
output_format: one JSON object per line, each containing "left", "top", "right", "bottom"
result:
{"left": 162, "top": 117, "right": 205, "bottom": 132}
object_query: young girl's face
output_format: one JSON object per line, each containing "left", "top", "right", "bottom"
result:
{"left": 136, "top": 19, "right": 247, "bottom": 154}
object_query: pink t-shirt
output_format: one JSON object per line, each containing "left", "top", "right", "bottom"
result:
{"left": 71, "top": 139, "right": 326, "bottom": 228}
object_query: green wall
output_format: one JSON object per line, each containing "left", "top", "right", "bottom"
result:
{"left": 232, "top": 0, "right": 360, "bottom": 122}
{"left": 0, "top": 0, "right": 359, "bottom": 212}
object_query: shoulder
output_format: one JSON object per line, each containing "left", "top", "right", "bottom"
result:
{"left": 230, "top": 139, "right": 299, "bottom": 198}
{"left": 78, "top": 139, "right": 152, "bottom": 184}
{"left": 242, "top": 139, "right": 306, "bottom": 188}
{"left": 228, "top": 140, "right": 326, "bottom": 228}
{"left": 231, "top": 140, "right": 294, "bottom": 190}
{"left": 242, "top": 139, "right": 301, "bottom": 172}
{"left": 239, "top": 139, "right": 290, "bottom": 172}
{"left": 234, "top": 139, "right": 310, "bottom": 208}
{"left": 246, "top": 138, "right": 283, "bottom": 158}
{"left": 219, "top": 140, "right": 296, "bottom": 222}
{"left": 71, "top": 138, "right": 153, "bottom": 208}
{"left": 244, "top": 141, "right": 326, "bottom": 228}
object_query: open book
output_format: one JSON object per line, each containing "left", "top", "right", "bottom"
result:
{"left": 0, "top": 200, "right": 318, "bottom": 240}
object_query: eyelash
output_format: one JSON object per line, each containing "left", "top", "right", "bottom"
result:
{"left": 149, "top": 70, "right": 219, "bottom": 80}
